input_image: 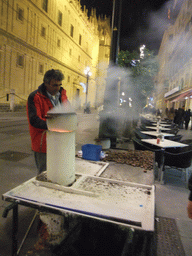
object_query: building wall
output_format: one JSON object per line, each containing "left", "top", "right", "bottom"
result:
{"left": 156, "top": 0, "right": 192, "bottom": 114}
{"left": 95, "top": 16, "right": 111, "bottom": 107}
{"left": 0, "top": 0, "right": 111, "bottom": 109}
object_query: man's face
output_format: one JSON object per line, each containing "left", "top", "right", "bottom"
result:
{"left": 45, "top": 79, "right": 62, "bottom": 95}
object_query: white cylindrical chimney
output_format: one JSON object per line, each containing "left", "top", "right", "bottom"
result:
{"left": 46, "top": 112, "right": 77, "bottom": 186}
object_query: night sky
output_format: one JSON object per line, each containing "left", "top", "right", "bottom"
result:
{"left": 80, "top": 0, "right": 171, "bottom": 53}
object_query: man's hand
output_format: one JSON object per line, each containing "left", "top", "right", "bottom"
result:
{"left": 187, "top": 201, "right": 192, "bottom": 219}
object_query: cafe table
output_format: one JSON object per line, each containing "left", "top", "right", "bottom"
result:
{"left": 151, "top": 123, "right": 172, "bottom": 127}
{"left": 141, "top": 139, "right": 188, "bottom": 184}
{"left": 152, "top": 120, "right": 169, "bottom": 124}
{"left": 140, "top": 131, "right": 175, "bottom": 137}
{"left": 145, "top": 126, "right": 171, "bottom": 131}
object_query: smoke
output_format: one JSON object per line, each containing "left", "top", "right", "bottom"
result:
{"left": 103, "top": 65, "right": 133, "bottom": 110}
{"left": 141, "top": 0, "right": 185, "bottom": 54}
{"left": 149, "top": 0, "right": 191, "bottom": 93}
{"left": 121, "top": 0, "right": 182, "bottom": 53}
{"left": 121, "top": 0, "right": 187, "bottom": 102}
{"left": 47, "top": 101, "right": 76, "bottom": 114}
{"left": 98, "top": 62, "right": 142, "bottom": 129}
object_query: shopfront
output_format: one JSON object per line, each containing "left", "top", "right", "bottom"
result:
{"left": 165, "top": 88, "right": 192, "bottom": 110}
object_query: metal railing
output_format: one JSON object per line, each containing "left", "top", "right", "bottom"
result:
{"left": 0, "top": 93, "right": 27, "bottom": 111}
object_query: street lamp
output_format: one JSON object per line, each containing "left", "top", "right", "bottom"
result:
{"left": 84, "top": 67, "right": 92, "bottom": 105}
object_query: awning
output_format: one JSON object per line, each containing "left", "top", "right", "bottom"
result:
{"left": 164, "top": 86, "right": 180, "bottom": 98}
{"left": 185, "top": 90, "right": 192, "bottom": 98}
{"left": 172, "top": 90, "right": 192, "bottom": 102}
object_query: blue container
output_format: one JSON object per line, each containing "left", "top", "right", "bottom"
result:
{"left": 82, "top": 144, "right": 102, "bottom": 161}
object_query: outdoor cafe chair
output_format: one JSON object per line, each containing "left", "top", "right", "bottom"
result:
{"left": 140, "top": 117, "right": 153, "bottom": 126}
{"left": 139, "top": 124, "right": 153, "bottom": 131}
{"left": 155, "top": 147, "right": 192, "bottom": 185}
{"left": 165, "top": 134, "right": 183, "bottom": 142}
{"left": 181, "top": 139, "right": 192, "bottom": 146}
{"left": 163, "top": 127, "right": 179, "bottom": 135}
{"left": 134, "top": 129, "right": 153, "bottom": 140}
{"left": 164, "top": 149, "right": 192, "bottom": 184}
{"left": 132, "top": 137, "right": 160, "bottom": 152}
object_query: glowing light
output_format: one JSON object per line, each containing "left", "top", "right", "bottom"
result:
{"left": 129, "top": 97, "right": 132, "bottom": 101}
{"left": 84, "top": 67, "right": 92, "bottom": 105}
{"left": 122, "top": 92, "right": 125, "bottom": 96}
{"left": 49, "top": 128, "right": 72, "bottom": 133}
{"left": 168, "top": 8, "right": 171, "bottom": 19}
{"left": 84, "top": 66, "right": 92, "bottom": 77}
{"left": 80, "top": 82, "right": 86, "bottom": 92}
{"left": 140, "top": 45, "right": 145, "bottom": 59}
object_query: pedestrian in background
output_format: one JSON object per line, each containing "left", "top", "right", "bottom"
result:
{"left": 174, "top": 108, "right": 184, "bottom": 128}
{"left": 168, "top": 108, "right": 175, "bottom": 121}
{"left": 27, "top": 69, "right": 69, "bottom": 174}
{"left": 184, "top": 109, "right": 191, "bottom": 130}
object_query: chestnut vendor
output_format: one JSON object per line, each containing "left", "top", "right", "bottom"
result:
{"left": 27, "top": 69, "right": 69, "bottom": 174}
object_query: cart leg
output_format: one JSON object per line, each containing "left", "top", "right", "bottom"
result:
{"left": 2, "top": 202, "right": 19, "bottom": 256}
{"left": 12, "top": 203, "right": 18, "bottom": 256}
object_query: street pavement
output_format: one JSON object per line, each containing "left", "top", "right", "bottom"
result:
{"left": 0, "top": 110, "right": 192, "bottom": 255}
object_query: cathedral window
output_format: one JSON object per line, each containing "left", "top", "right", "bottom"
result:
{"left": 58, "top": 11, "right": 62, "bottom": 26}
{"left": 79, "top": 34, "right": 82, "bottom": 45}
{"left": 17, "top": 6, "right": 24, "bottom": 22}
{"left": 42, "top": 0, "right": 48, "bottom": 12}
{"left": 39, "top": 64, "right": 44, "bottom": 74}
{"left": 41, "top": 26, "right": 46, "bottom": 38}
{"left": 70, "top": 25, "right": 74, "bottom": 38}
{"left": 16, "top": 54, "right": 24, "bottom": 68}
{"left": 57, "top": 39, "right": 61, "bottom": 48}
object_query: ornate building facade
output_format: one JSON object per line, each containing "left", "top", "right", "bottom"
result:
{"left": 0, "top": 0, "right": 111, "bottom": 109}
{"left": 155, "top": 0, "right": 192, "bottom": 114}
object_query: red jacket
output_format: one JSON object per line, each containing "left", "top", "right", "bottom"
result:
{"left": 27, "top": 83, "right": 68, "bottom": 153}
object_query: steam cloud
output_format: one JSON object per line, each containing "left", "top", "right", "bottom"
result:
{"left": 47, "top": 101, "right": 75, "bottom": 114}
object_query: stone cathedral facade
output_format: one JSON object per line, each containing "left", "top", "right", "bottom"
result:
{"left": 0, "top": 0, "right": 111, "bottom": 109}
{"left": 155, "top": 0, "right": 192, "bottom": 114}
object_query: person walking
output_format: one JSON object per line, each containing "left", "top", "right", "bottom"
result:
{"left": 184, "top": 109, "right": 191, "bottom": 130}
{"left": 178, "top": 108, "right": 185, "bottom": 128}
{"left": 27, "top": 69, "right": 69, "bottom": 174}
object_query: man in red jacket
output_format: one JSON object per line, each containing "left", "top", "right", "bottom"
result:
{"left": 27, "top": 69, "right": 69, "bottom": 174}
